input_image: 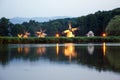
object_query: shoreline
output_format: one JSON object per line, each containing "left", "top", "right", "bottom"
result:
{"left": 0, "top": 36, "right": 120, "bottom": 44}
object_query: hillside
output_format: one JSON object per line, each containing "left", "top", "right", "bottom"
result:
{"left": 37, "top": 8, "right": 120, "bottom": 36}
{"left": 10, "top": 16, "right": 69, "bottom": 24}
{"left": 0, "top": 8, "right": 120, "bottom": 36}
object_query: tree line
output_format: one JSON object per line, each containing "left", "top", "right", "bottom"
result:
{"left": 0, "top": 8, "right": 120, "bottom": 37}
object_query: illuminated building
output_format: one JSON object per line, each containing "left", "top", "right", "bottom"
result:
{"left": 63, "top": 23, "right": 78, "bottom": 37}
{"left": 86, "top": 31, "right": 94, "bottom": 37}
{"left": 36, "top": 29, "right": 47, "bottom": 38}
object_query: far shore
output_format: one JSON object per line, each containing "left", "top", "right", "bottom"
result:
{"left": 0, "top": 36, "right": 120, "bottom": 44}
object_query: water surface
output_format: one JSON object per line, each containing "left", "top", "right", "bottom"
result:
{"left": 0, "top": 43, "right": 120, "bottom": 80}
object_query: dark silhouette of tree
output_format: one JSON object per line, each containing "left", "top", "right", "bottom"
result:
{"left": 0, "top": 17, "right": 10, "bottom": 36}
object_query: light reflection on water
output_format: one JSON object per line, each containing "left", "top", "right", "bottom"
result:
{"left": 0, "top": 43, "right": 120, "bottom": 80}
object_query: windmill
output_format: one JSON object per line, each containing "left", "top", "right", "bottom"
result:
{"left": 18, "top": 31, "right": 30, "bottom": 38}
{"left": 18, "top": 34, "right": 23, "bottom": 38}
{"left": 35, "top": 28, "right": 47, "bottom": 38}
{"left": 63, "top": 23, "right": 78, "bottom": 37}
{"left": 23, "top": 31, "right": 30, "bottom": 38}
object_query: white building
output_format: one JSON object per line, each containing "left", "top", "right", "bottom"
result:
{"left": 86, "top": 31, "right": 94, "bottom": 37}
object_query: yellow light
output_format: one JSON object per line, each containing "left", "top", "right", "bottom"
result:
{"left": 56, "top": 43, "right": 59, "bottom": 55}
{"left": 63, "top": 23, "right": 78, "bottom": 37}
{"left": 64, "top": 43, "right": 77, "bottom": 61}
{"left": 23, "top": 35, "right": 28, "bottom": 38}
{"left": 66, "top": 31, "right": 75, "bottom": 37}
{"left": 18, "top": 34, "right": 22, "bottom": 38}
{"left": 56, "top": 33, "right": 60, "bottom": 37}
{"left": 102, "top": 33, "right": 106, "bottom": 37}
{"left": 103, "top": 42, "right": 106, "bottom": 56}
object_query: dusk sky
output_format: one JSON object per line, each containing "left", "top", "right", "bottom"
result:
{"left": 0, "top": 0, "right": 120, "bottom": 18}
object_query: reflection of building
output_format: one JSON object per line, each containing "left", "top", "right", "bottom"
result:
{"left": 17, "top": 44, "right": 30, "bottom": 54}
{"left": 64, "top": 43, "right": 77, "bottom": 61}
{"left": 24, "top": 46, "right": 30, "bottom": 54}
{"left": 36, "top": 47, "right": 46, "bottom": 55}
{"left": 17, "top": 44, "right": 46, "bottom": 55}
{"left": 87, "top": 43, "right": 94, "bottom": 55}
{"left": 18, "top": 47, "right": 22, "bottom": 53}
{"left": 63, "top": 23, "right": 78, "bottom": 37}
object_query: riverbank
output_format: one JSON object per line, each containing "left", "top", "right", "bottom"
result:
{"left": 0, "top": 36, "right": 120, "bottom": 44}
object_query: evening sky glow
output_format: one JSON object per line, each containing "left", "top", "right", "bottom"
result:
{"left": 0, "top": 0, "right": 120, "bottom": 18}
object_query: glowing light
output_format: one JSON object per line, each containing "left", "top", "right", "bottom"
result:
{"left": 55, "top": 33, "right": 60, "bottom": 37}
{"left": 23, "top": 35, "right": 28, "bottom": 38}
{"left": 36, "top": 29, "right": 47, "bottom": 38}
{"left": 103, "top": 42, "right": 106, "bottom": 56}
{"left": 23, "top": 32, "right": 30, "bottom": 38}
{"left": 102, "top": 33, "right": 106, "bottom": 37}
{"left": 18, "top": 34, "right": 23, "bottom": 38}
{"left": 56, "top": 43, "right": 59, "bottom": 55}
{"left": 63, "top": 23, "right": 78, "bottom": 37}
{"left": 64, "top": 43, "right": 77, "bottom": 61}
{"left": 18, "top": 32, "right": 30, "bottom": 38}
{"left": 65, "top": 31, "right": 74, "bottom": 37}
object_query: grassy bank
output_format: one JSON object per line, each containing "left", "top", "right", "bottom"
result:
{"left": 0, "top": 36, "right": 120, "bottom": 44}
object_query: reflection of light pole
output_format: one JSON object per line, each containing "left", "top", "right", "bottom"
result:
{"left": 103, "top": 42, "right": 106, "bottom": 56}
{"left": 56, "top": 43, "right": 59, "bottom": 55}
{"left": 56, "top": 43, "right": 60, "bottom": 60}
{"left": 87, "top": 43, "right": 94, "bottom": 55}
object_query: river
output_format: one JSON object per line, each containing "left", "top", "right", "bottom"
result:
{"left": 0, "top": 43, "right": 120, "bottom": 80}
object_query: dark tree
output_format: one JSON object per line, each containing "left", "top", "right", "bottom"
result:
{"left": 0, "top": 17, "right": 10, "bottom": 36}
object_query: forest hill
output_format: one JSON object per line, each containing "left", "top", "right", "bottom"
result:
{"left": 0, "top": 8, "right": 120, "bottom": 37}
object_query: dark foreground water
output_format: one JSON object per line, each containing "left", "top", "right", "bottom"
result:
{"left": 0, "top": 43, "right": 120, "bottom": 80}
